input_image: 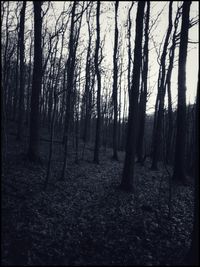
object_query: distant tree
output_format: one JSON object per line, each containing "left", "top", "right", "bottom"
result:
{"left": 93, "top": 1, "right": 101, "bottom": 164}
{"left": 120, "top": 1, "right": 146, "bottom": 192}
{"left": 28, "top": 1, "right": 43, "bottom": 161}
{"left": 172, "top": 1, "right": 191, "bottom": 182}
{"left": 17, "top": 1, "right": 26, "bottom": 140}
{"left": 112, "top": 0, "right": 119, "bottom": 160}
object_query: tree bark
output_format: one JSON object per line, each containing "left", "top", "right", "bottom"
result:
{"left": 28, "top": 1, "right": 43, "bottom": 161}
{"left": 137, "top": 1, "right": 150, "bottom": 164}
{"left": 93, "top": 1, "right": 101, "bottom": 164}
{"left": 120, "top": 1, "right": 146, "bottom": 192}
{"left": 112, "top": 1, "right": 119, "bottom": 160}
{"left": 165, "top": 7, "right": 181, "bottom": 164}
{"left": 151, "top": 2, "right": 173, "bottom": 170}
{"left": 61, "top": 1, "right": 77, "bottom": 179}
{"left": 17, "top": 1, "right": 26, "bottom": 140}
{"left": 172, "top": 1, "right": 191, "bottom": 182}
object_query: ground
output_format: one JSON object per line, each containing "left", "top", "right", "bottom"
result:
{"left": 1, "top": 122, "right": 195, "bottom": 265}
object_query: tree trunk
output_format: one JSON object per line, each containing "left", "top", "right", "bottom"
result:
{"left": 165, "top": 7, "right": 181, "bottom": 164}
{"left": 17, "top": 1, "right": 26, "bottom": 140}
{"left": 112, "top": 1, "right": 119, "bottom": 160}
{"left": 13, "top": 28, "right": 20, "bottom": 121}
{"left": 172, "top": 1, "right": 191, "bottom": 182}
{"left": 28, "top": 1, "right": 43, "bottom": 161}
{"left": 137, "top": 1, "right": 150, "bottom": 164}
{"left": 61, "top": 1, "right": 77, "bottom": 180}
{"left": 93, "top": 1, "right": 101, "bottom": 164}
{"left": 120, "top": 1, "right": 145, "bottom": 192}
{"left": 26, "top": 34, "right": 33, "bottom": 125}
{"left": 151, "top": 2, "right": 173, "bottom": 170}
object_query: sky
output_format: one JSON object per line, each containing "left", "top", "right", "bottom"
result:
{"left": 49, "top": 1, "right": 199, "bottom": 114}
{"left": 3, "top": 1, "right": 199, "bottom": 115}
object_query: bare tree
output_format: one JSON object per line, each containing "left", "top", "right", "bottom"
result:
{"left": 173, "top": 1, "right": 191, "bottom": 182}
{"left": 137, "top": 1, "right": 150, "bottom": 164}
{"left": 151, "top": 2, "right": 173, "bottom": 170}
{"left": 61, "top": 1, "right": 85, "bottom": 179}
{"left": 17, "top": 1, "right": 26, "bottom": 140}
{"left": 120, "top": 1, "right": 146, "bottom": 192}
{"left": 93, "top": 1, "right": 101, "bottom": 164}
{"left": 165, "top": 6, "right": 182, "bottom": 164}
{"left": 112, "top": 1, "right": 119, "bottom": 160}
{"left": 28, "top": 1, "right": 43, "bottom": 161}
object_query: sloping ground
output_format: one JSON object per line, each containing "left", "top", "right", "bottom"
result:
{"left": 1, "top": 127, "right": 194, "bottom": 265}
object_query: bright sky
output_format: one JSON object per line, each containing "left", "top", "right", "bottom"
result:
{"left": 49, "top": 1, "right": 199, "bottom": 114}
{"left": 4, "top": 1, "right": 199, "bottom": 115}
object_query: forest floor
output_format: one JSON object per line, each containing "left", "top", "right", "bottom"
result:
{"left": 2, "top": 122, "right": 195, "bottom": 266}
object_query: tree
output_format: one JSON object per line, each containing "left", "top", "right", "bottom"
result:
{"left": 17, "top": 1, "right": 26, "bottom": 140}
{"left": 127, "top": 2, "right": 134, "bottom": 98}
{"left": 136, "top": 1, "right": 150, "bottom": 164}
{"left": 82, "top": 4, "right": 93, "bottom": 159}
{"left": 61, "top": 1, "right": 85, "bottom": 179}
{"left": 120, "top": 1, "right": 146, "bottom": 192}
{"left": 151, "top": 2, "right": 173, "bottom": 170}
{"left": 28, "top": 1, "right": 43, "bottom": 161}
{"left": 26, "top": 31, "right": 33, "bottom": 125}
{"left": 172, "top": 1, "right": 191, "bottom": 182}
{"left": 112, "top": 1, "right": 119, "bottom": 160}
{"left": 93, "top": 1, "right": 101, "bottom": 164}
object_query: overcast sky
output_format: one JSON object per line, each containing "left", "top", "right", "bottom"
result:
{"left": 49, "top": 1, "right": 199, "bottom": 114}
{"left": 6, "top": 1, "right": 198, "bottom": 115}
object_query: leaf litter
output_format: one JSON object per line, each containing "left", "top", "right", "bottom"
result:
{"left": 1, "top": 132, "right": 195, "bottom": 265}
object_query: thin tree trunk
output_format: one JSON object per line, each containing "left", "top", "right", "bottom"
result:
{"left": 13, "top": 30, "right": 19, "bottom": 122}
{"left": 165, "top": 7, "right": 181, "bottom": 164}
{"left": 61, "top": 1, "right": 77, "bottom": 180}
{"left": 112, "top": 1, "right": 119, "bottom": 160}
{"left": 137, "top": 1, "right": 150, "bottom": 164}
{"left": 26, "top": 34, "right": 33, "bottom": 125}
{"left": 93, "top": 1, "right": 101, "bottom": 164}
{"left": 17, "top": 1, "right": 26, "bottom": 140}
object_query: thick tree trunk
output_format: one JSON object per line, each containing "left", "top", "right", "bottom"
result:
{"left": 172, "top": 1, "right": 191, "bottom": 182}
{"left": 120, "top": 1, "right": 145, "bottom": 192}
{"left": 28, "top": 2, "right": 42, "bottom": 161}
